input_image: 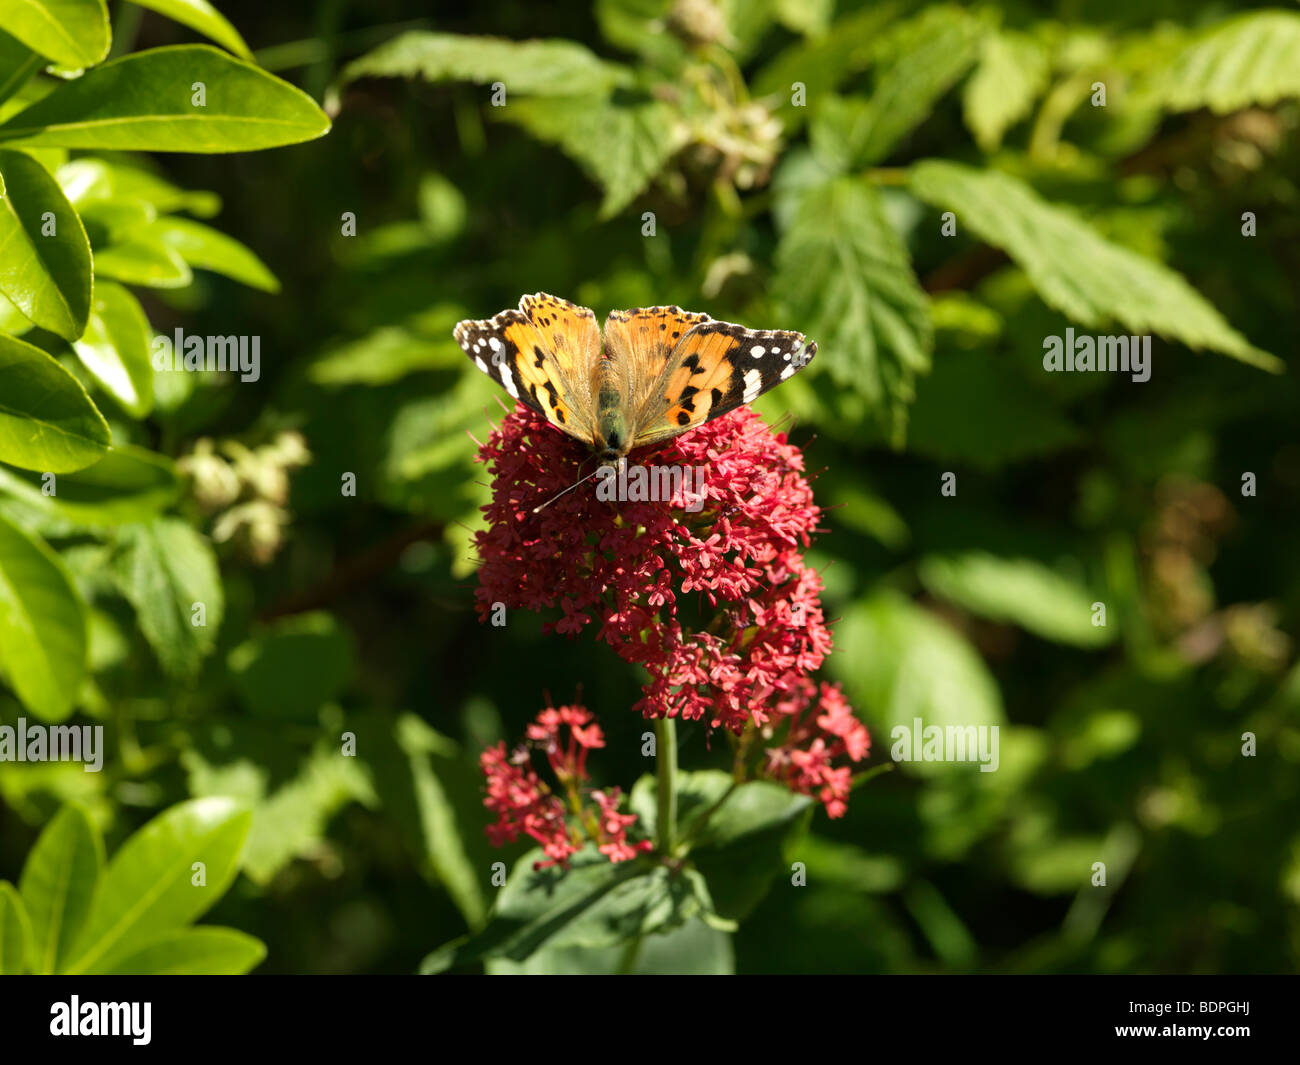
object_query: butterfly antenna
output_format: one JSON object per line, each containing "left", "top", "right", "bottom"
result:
{"left": 532, "top": 465, "right": 603, "bottom": 514}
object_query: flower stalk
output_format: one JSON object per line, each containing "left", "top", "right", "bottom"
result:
{"left": 655, "top": 716, "right": 677, "bottom": 855}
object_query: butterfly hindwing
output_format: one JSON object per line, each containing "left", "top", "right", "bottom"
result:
{"left": 454, "top": 297, "right": 598, "bottom": 444}
{"left": 629, "top": 321, "right": 816, "bottom": 447}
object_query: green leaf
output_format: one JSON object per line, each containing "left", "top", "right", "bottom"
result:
{"left": 0, "top": 880, "right": 35, "bottom": 974}
{"left": 127, "top": 0, "right": 252, "bottom": 61}
{"left": 919, "top": 552, "right": 1115, "bottom": 648}
{"left": 486, "top": 917, "right": 734, "bottom": 974}
{"left": 0, "top": 29, "right": 43, "bottom": 108}
{"left": 0, "top": 147, "right": 92, "bottom": 339}
{"left": 111, "top": 518, "right": 223, "bottom": 677}
{"left": 0, "top": 443, "right": 179, "bottom": 524}
{"left": 227, "top": 612, "right": 354, "bottom": 719}
{"left": 145, "top": 216, "right": 278, "bottom": 291}
{"left": 503, "top": 93, "right": 685, "bottom": 218}
{"left": 57, "top": 157, "right": 220, "bottom": 216}
{"left": 0, "top": 45, "right": 331, "bottom": 152}
{"left": 1148, "top": 12, "right": 1300, "bottom": 115}
{"left": 72, "top": 280, "right": 154, "bottom": 416}
{"left": 0, "top": 513, "right": 87, "bottom": 720}
{"left": 0, "top": 0, "right": 110, "bottom": 69}
{"left": 774, "top": 175, "right": 932, "bottom": 440}
{"left": 338, "top": 31, "right": 632, "bottom": 96}
{"left": 0, "top": 330, "right": 110, "bottom": 472}
{"left": 90, "top": 236, "right": 192, "bottom": 288}
{"left": 908, "top": 161, "right": 1281, "bottom": 372}
{"left": 810, "top": 11, "right": 981, "bottom": 169}
{"left": 65, "top": 796, "right": 252, "bottom": 975}
{"left": 830, "top": 591, "right": 1006, "bottom": 776}
{"left": 17, "top": 803, "right": 103, "bottom": 974}
{"left": 962, "top": 30, "right": 1048, "bottom": 152}
{"left": 100, "top": 925, "right": 265, "bottom": 974}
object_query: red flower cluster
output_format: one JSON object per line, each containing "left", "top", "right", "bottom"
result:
{"left": 763, "top": 682, "right": 871, "bottom": 818}
{"left": 481, "top": 704, "right": 651, "bottom": 868}
{"left": 472, "top": 404, "right": 869, "bottom": 816}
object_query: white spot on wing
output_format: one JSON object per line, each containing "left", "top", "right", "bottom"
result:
{"left": 475, "top": 356, "right": 488, "bottom": 373}
{"left": 780, "top": 363, "right": 795, "bottom": 380}
{"left": 743, "top": 368, "right": 762, "bottom": 403}
{"left": 750, "top": 345, "right": 765, "bottom": 358}
{"left": 500, "top": 362, "right": 519, "bottom": 399}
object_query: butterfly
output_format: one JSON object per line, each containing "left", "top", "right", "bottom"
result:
{"left": 454, "top": 293, "right": 816, "bottom": 463}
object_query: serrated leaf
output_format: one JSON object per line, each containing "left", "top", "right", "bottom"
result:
{"left": 0, "top": 147, "right": 92, "bottom": 340}
{"left": 919, "top": 552, "right": 1114, "bottom": 647}
{"left": 908, "top": 160, "right": 1281, "bottom": 372}
{"left": 0, "top": 330, "right": 110, "bottom": 472}
{"left": 99, "top": 925, "right": 265, "bottom": 974}
{"left": 0, "top": 45, "right": 331, "bottom": 152}
{"left": 0, "top": 0, "right": 110, "bottom": 69}
{"left": 111, "top": 518, "right": 223, "bottom": 676}
{"left": 0, "top": 513, "right": 87, "bottom": 720}
{"left": 503, "top": 93, "right": 685, "bottom": 218}
{"left": 1149, "top": 12, "right": 1300, "bottom": 115}
{"left": 65, "top": 796, "right": 252, "bottom": 975}
{"left": 962, "top": 30, "right": 1048, "bottom": 151}
{"left": 127, "top": 0, "right": 252, "bottom": 61}
{"left": 17, "top": 803, "right": 103, "bottom": 973}
{"left": 72, "top": 280, "right": 154, "bottom": 416}
{"left": 774, "top": 175, "right": 931, "bottom": 440}
{"left": 338, "top": 31, "right": 633, "bottom": 96}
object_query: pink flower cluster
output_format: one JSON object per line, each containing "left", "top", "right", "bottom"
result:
{"left": 481, "top": 704, "right": 651, "bottom": 868}
{"left": 472, "top": 405, "right": 869, "bottom": 816}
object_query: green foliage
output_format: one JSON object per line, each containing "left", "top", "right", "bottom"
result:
{"left": 2, "top": 0, "right": 1297, "bottom": 978}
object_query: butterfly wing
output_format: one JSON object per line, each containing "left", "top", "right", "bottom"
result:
{"left": 628, "top": 320, "right": 816, "bottom": 448}
{"left": 454, "top": 293, "right": 600, "bottom": 444}
{"left": 603, "top": 305, "right": 713, "bottom": 415}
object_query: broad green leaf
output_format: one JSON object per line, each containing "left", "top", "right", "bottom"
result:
{"left": 919, "top": 552, "right": 1115, "bottom": 648}
{"left": 17, "top": 803, "right": 103, "bottom": 973}
{"left": 0, "top": 443, "right": 179, "bottom": 524}
{"left": 145, "top": 216, "right": 278, "bottom": 291}
{"left": 504, "top": 93, "right": 686, "bottom": 218}
{"left": 908, "top": 161, "right": 1281, "bottom": 372}
{"left": 57, "top": 157, "right": 220, "bottom": 216}
{"left": 774, "top": 175, "right": 931, "bottom": 441}
{"left": 338, "top": 31, "right": 632, "bottom": 95}
{"left": 111, "top": 518, "right": 222, "bottom": 676}
{"left": 0, "top": 147, "right": 92, "bottom": 339}
{"left": 127, "top": 0, "right": 252, "bottom": 61}
{"left": 830, "top": 591, "right": 1006, "bottom": 776}
{"left": 227, "top": 611, "right": 354, "bottom": 719}
{"left": 93, "top": 237, "right": 191, "bottom": 287}
{"left": 65, "top": 796, "right": 252, "bottom": 975}
{"left": 72, "top": 280, "right": 154, "bottom": 416}
{"left": 0, "top": 513, "right": 87, "bottom": 720}
{"left": 962, "top": 30, "right": 1048, "bottom": 152}
{"left": 810, "top": 10, "right": 981, "bottom": 169}
{"left": 0, "top": 29, "right": 43, "bottom": 108}
{"left": 1149, "top": 12, "right": 1300, "bottom": 114}
{"left": 630, "top": 768, "right": 733, "bottom": 843}
{"left": 0, "top": 880, "right": 35, "bottom": 974}
{"left": 100, "top": 926, "right": 265, "bottom": 974}
{"left": 0, "top": 45, "right": 331, "bottom": 152}
{"left": 0, "top": 0, "right": 109, "bottom": 69}
{"left": 486, "top": 917, "right": 734, "bottom": 975}
{"left": 0, "top": 331, "right": 110, "bottom": 472}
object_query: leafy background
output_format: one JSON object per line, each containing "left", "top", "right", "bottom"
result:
{"left": 1, "top": 0, "right": 1298, "bottom": 973}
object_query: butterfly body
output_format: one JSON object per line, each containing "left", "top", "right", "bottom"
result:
{"left": 455, "top": 293, "right": 815, "bottom": 460}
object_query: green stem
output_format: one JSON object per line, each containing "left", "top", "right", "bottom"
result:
{"left": 655, "top": 717, "right": 678, "bottom": 854}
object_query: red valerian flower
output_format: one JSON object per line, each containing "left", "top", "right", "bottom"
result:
{"left": 480, "top": 704, "right": 651, "bottom": 869}
{"left": 472, "top": 404, "right": 869, "bottom": 817}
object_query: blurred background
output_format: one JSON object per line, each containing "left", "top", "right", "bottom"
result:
{"left": 2, "top": 0, "right": 1298, "bottom": 973}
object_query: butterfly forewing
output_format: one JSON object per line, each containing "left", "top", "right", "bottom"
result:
{"left": 629, "top": 320, "right": 816, "bottom": 448}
